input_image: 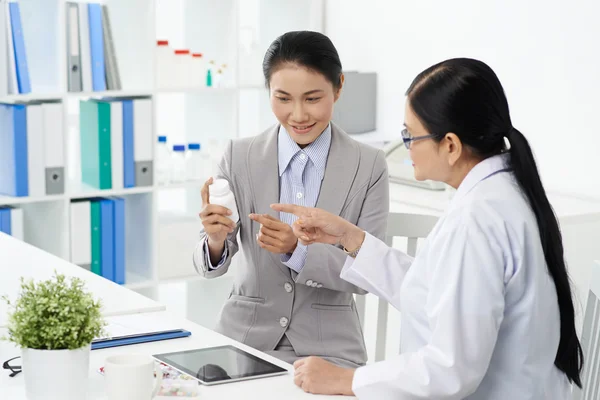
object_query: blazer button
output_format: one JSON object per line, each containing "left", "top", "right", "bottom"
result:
{"left": 311, "top": 282, "right": 318, "bottom": 288}
{"left": 306, "top": 280, "right": 314, "bottom": 286}
{"left": 316, "top": 284, "right": 323, "bottom": 288}
{"left": 279, "top": 317, "right": 289, "bottom": 328}
{"left": 284, "top": 282, "right": 293, "bottom": 293}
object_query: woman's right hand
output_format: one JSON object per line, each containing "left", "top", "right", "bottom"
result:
{"left": 270, "top": 204, "right": 365, "bottom": 251}
{"left": 200, "top": 177, "right": 236, "bottom": 246}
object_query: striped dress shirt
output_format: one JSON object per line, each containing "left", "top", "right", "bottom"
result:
{"left": 205, "top": 124, "right": 332, "bottom": 272}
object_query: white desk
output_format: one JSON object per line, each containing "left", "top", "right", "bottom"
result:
{"left": 0, "top": 233, "right": 166, "bottom": 328}
{"left": 0, "top": 311, "right": 344, "bottom": 400}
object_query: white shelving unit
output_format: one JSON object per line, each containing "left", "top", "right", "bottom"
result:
{"left": 0, "top": 0, "right": 333, "bottom": 295}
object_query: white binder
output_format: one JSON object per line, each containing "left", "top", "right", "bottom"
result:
{"left": 133, "top": 98, "right": 153, "bottom": 187}
{"left": 26, "top": 104, "right": 45, "bottom": 197}
{"left": 70, "top": 200, "right": 91, "bottom": 270}
{"left": 9, "top": 207, "right": 23, "bottom": 241}
{"left": 78, "top": 3, "right": 92, "bottom": 92}
{"left": 42, "top": 102, "right": 65, "bottom": 195}
{"left": 4, "top": 1, "right": 17, "bottom": 94}
{"left": 110, "top": 101, "right": 124, "bottom": 190}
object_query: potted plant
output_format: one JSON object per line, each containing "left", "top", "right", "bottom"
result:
{"left": 2, "top": 272, "right": 106, "bottom": 400}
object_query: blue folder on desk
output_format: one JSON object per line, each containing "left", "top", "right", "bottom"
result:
{"left": 91, "top": 329, "right": 191, "bottom": 350}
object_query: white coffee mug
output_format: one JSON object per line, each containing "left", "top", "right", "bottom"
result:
{"left": 104, "top": 354, "right": 162, "bottom": 400}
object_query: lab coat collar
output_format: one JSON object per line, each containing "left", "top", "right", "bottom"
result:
{"left": 450, "top": 153, "right": 511, "bottom": 208}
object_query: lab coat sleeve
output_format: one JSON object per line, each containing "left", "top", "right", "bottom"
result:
{"left": 192, "top": 140, "right": 241, "bottom": 279}
{"left": 351, "top": 218, "right": 506, "bottom": 400}
{"left": 291, "top": 150, "right": 390, "bottom": 294}
{"left": 340, "top": 232, "right": 413, "bottom": 305}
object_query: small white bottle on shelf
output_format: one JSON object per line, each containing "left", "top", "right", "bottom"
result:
{"left": 156, "top": 136, "right": 171, "bottom": 185}
{"left": 191, "top": 53, "right": 204, "bottom": 88}
{"left": 156, "top": 40, "right": 173, "bottom": 89}
{"left": 171, "top": 144, "right": 187, "bottom": 182}
{"left": 174, "top": 49, "right": 191, "bottom": 88}
{"left": 186, "top": 143, "right": 202, "bottom": 181}
{"left": 209, "top": 179, "right": 239, "bottom": 223}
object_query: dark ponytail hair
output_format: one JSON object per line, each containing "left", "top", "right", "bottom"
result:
{"left": 262, "top": 31, "right": 342, "bottom": 90}
{"left": 406, "top": 58, "right": 583, "bottom": 387}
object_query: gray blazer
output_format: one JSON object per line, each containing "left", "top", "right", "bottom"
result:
{"left": 193, "top": 123, "right": 389, "bottom": 367}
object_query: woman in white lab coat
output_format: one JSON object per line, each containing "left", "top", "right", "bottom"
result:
{"left": 271, "top": 58, "right": 584, "bottom": 399}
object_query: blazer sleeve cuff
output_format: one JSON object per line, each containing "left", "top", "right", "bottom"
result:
{"left": 203, "top": 237, "right": 229, "bottom": 270}
{"left": 281, "top": 242, "right": 308, "bottom": 273}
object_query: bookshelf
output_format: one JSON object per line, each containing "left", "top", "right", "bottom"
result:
{"left": 0, "top": 0, "right": 327, "bottom": 294}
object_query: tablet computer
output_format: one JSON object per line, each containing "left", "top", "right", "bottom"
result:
{"left": 153, "top": 345, "right": 288, "bottom": 385}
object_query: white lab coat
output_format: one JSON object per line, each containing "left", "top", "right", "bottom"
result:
{"left": 340, "top": 154, "right": 572, "bottom": 400}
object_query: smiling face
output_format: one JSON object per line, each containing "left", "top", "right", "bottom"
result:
{"left": 269, "top": 63, "right": 342, "bottom": 147}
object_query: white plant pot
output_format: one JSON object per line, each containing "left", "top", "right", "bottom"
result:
{"left": 21, "top": 344, "right": 91, "bottom": 400}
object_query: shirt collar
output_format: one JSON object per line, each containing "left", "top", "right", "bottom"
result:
{"left": 450, "top": 153, "right": 511, "bottom": 207}
{"left": 278, "top": 124, "right": 332, "bottom": 179}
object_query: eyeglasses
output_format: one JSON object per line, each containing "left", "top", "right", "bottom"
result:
{"left": 3, "top": 356, "right": 21, "bottom": 377}
{"left": 401, "top": 128, "right": 436, "bottom": 149}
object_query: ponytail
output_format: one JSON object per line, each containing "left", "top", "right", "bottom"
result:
{"left": 507, "top": 127, "right": 583, "bottom": 387}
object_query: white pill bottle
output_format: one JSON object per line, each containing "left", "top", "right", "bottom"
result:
{"left": 209, "top": 178, "right": 239, "bottom": 223}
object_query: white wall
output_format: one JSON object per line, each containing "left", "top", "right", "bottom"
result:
{"left": 325, "top": 0, "right": 600, "bottom": 198}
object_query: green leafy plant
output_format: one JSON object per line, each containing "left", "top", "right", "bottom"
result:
{"left": 2, "top": 272, "right": 106, "bottom": 350}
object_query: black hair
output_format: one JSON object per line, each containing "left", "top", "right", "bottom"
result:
{"left": 406, "top": 57, "right": 583, "bottom": 387}
{"left": 262, "top": 31, "right": 342, "bottom": 90}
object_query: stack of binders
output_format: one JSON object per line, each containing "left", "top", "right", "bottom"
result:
{"left": 66, "top": 2, "right": 121, "bottom": 92}
{"left": 79, "top": 97, "right": 153, "bottom": 190}
{"left": 0, "top": 102, "right": 65, "bottom": 197}
{"left": 0, "top": 0, "right": 30, "bottom": 96}
{"left": 70, "top": 197, "right": 125, "bottom": 284}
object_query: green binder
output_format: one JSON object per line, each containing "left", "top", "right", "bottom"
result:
{"left": 80, "top": 100, "right": 112, "bottom": 189}
{"left": 90, "top": 201, "right": 102, "bottom": 276}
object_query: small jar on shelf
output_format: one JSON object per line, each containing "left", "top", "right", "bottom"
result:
{"left": 186, "top": 143, "right": 202, "bottom": 181}
{"left": 174, "top": 49, "right": 191, "bottom": 88}
{"left": 156, "top": 40, "right": 173, "bottom": 89}
{"left": 171, "top": 145, "right": 187, "bottom": 182}
{"left": 191, "top": 53, "right": 205, "bottom": 88}
{"left": 156, "top": 135, "right": 171, "bottom": 185}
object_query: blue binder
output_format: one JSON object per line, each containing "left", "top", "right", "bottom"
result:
{"left": 99, "top": 198, "right": 114, "bottom": 282}
{"left": 88, "top": 3, "right": 106, "bottom": 91}
{"left": 91, "top": 329, "right": 192, "bottom": 350}
{"left": 112, "top": 197, "right": 125, "bottom": 284}
{"left": 8, "top": 3, "right": 31, "bottom": 94}
{"left": 0, "top": 104, "right": 28, "bottom": 197}
{"left": 0, "top": 208, "right": 11, "bottom": 235}
{"left": 122, "top": 100, "right": 135, "bottom": 187}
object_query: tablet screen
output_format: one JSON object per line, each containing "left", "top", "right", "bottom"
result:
{"left": 153, "top": 345, "right": 287, "bottom": 384}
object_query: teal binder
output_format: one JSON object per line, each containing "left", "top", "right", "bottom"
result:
{"left": 80, "top": 100, "right": 112, "bottom": 189}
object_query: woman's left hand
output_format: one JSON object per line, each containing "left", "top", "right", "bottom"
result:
{"left": 293, "top": 356, "right": 355, "bottom": 396}
{"left": 249, "top": 214, "right": 298, "bottom": 254}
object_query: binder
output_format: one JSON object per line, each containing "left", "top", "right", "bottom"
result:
{"left": 66, "top": 2, "right": 82, "bottom": 92}
{"left": 8, "top": 2, "right": 30, "bottom": 94}
{"left": 99, "top": 198, "right": 114, "bottom": 282}
{"left": 122, "top": 100, "right": 135, "bottom": 188}
{"left": 109, "top": 101, "right": 123, "bottom": 190}
{"left": 26, "top": 104, "right": 45, "bottom": 197}
{"left": 80, "top": 100, "right": 112, "bottom": 190}
{"left": 133, "top": 98, "right": 153, "bottom": 187}
{"left": 90, "top": 200, "right": 102, "bottom": 275}
{"left": 88, "top": 3, "right": 106, "bottom": 91}
{"left": 0, "top": 104, "right": 28, "bottom": 197}
{"left": 0, "top": 1, "right": 7, "bottom": 97}
{"left": 10, "top": 207, "right": 23, "bottom": 240}
{"left": 78, "top": 3, "right": 92, "bottom": 92}
{"left": 91, "top": 329, "right": 191, "bottom": 350}
{"left": 70, "top": 200, "right": 92, "bottom": 271}
{"left": 42, "top": 102, "right": 65, "bottom": 195}
{"left": 4, "top": 1, "right": 17, "bottom": 94}
{"left": 101, "top": 5, "right": 121, "bottom": 91}
{"left": 112, "top": 197, "right": 125, "bottom": 284}
{"left": 0, "top": 208, "right": 10, "bottom": 235}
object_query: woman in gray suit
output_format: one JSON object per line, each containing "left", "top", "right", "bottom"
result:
{"left": 192, "top": 31, "right": 389, "bottom": 368}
